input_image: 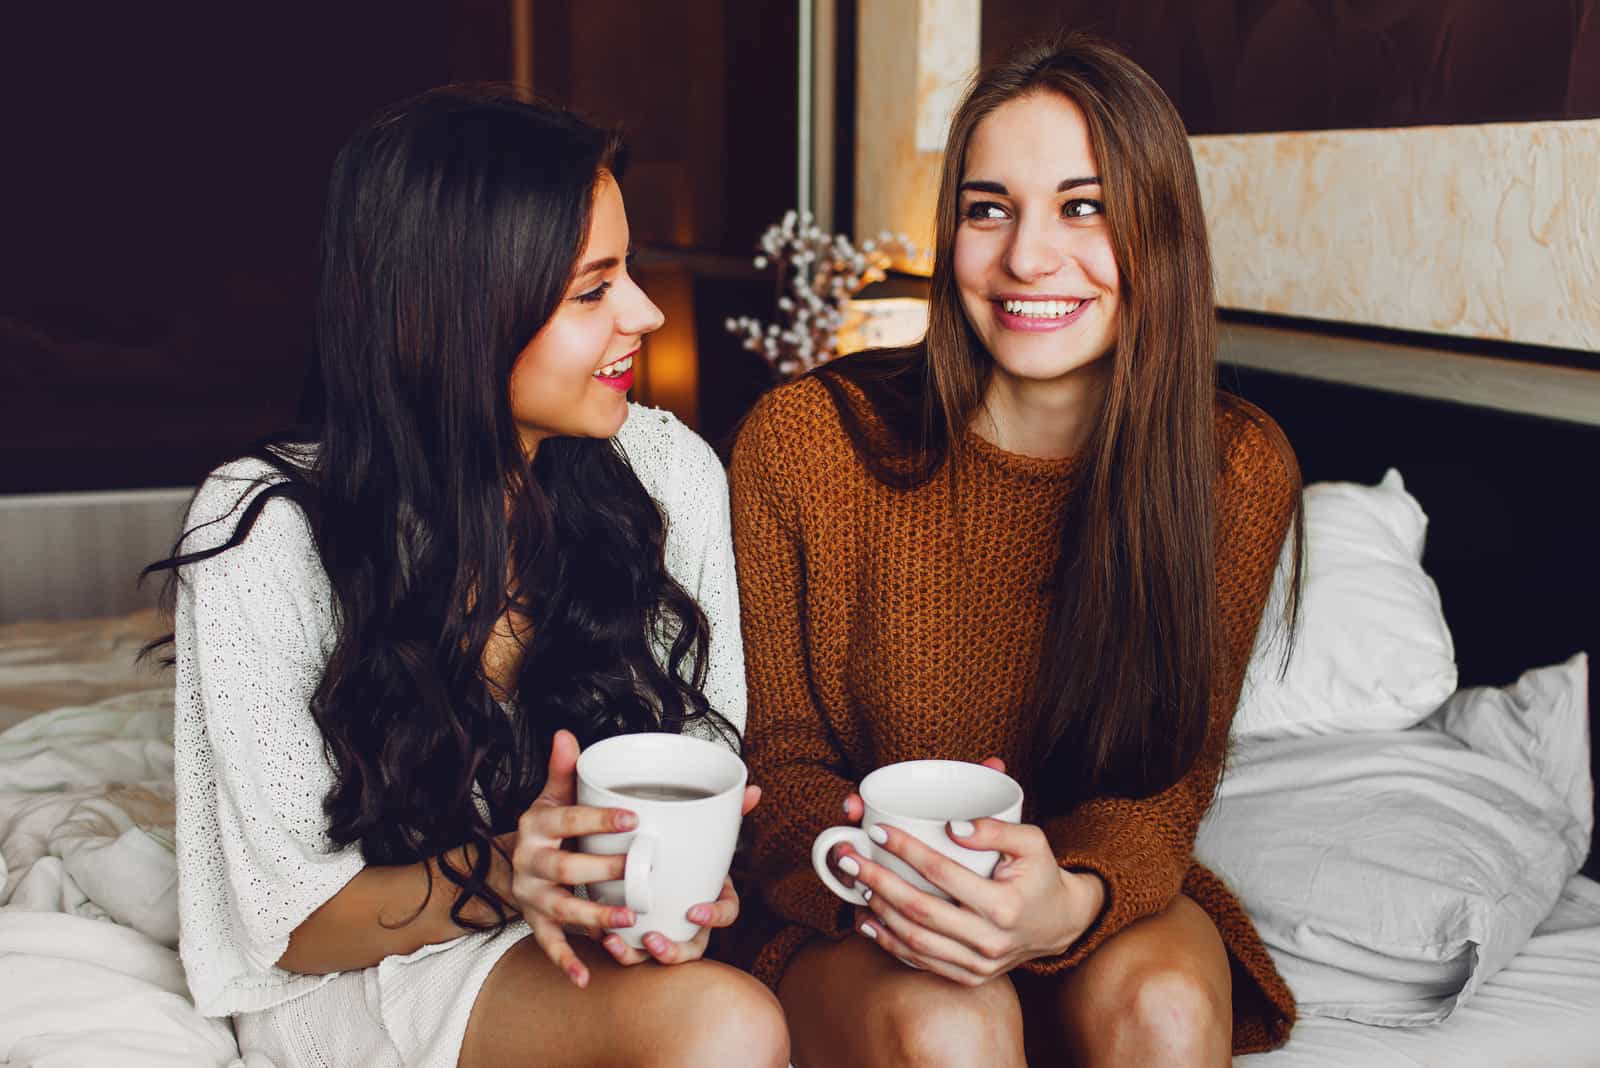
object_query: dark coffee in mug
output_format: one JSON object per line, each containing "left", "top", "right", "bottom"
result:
{"left": 609, "top": 782, "right": 718, "bottom": 802}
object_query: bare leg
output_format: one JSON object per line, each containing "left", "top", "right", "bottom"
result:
{"left": 779, "top": 933, "right": 1027, "bottom": 1068}
{"left": 460, "top": 935, "right": 789, "bottom": 1068}
{"left": 1021, "top": 894, "right": 1232, "bottom": 1068}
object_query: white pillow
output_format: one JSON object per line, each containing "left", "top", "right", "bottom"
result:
{"left": 1198, "top": 655, "right": 1591, "bottom": 1026}
{"left": 1231, "top": 469, "right": 1458, "bottom": 739}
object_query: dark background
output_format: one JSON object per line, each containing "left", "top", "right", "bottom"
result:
{"left": 983, "top": 0, "right": 1600, "bottom": 133}
{"left": 3, "top": 1, "right": 1597, "bottom": 493}
{"left": 0, "top": 0, "right": 802, "bottom": 493}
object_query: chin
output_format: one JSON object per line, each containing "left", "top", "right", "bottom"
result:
{"left": 592, "top": 396, "right": 632, "bottom": 438}
{"left": 990, "top": 345, "right": 1110, "bottom": 383}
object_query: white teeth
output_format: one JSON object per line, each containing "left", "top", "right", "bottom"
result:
{"left": 595, "top": 355, "right": 633, "bottom": 377}
{"left": 1001, "top": 299, "right": 1084, "bottom": 318}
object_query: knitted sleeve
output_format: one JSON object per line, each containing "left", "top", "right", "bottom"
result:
{"left": 621, "top": 405, "right": 749, "bottom": 742}
{"left": 729, "top": 392, "right": 858, "bottom": 958}
{"left": 1019, "top": 407, "right": 1300, "bottom": 975}
{"left": 173, "top": 462, "right": 366, "bottom": 1015}
{"left": 677, "top": 434, "right": 749, "bottom": 743}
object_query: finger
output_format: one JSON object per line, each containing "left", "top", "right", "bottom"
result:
{"left": 828, "top": 841, "right": 863, "bottom": 888}
{"left": 854, "top": 909, "right": 988, "bottom": 987}
{"left": 539, "top": 730, "right": 582, "bottom": 807}
{"left": 687, "top": 877, "right": 741, "bottom": 929}
{"left": 842, "top": 792, "right": 864, "bottom": 823}
{"left": 524, "top": 845, "right": 628, "bottom": 887}
{"left": 529, "top": 915, "right": 589, "bottom": 988}
{"left": 848, "top": 843, "right": 999, "bottom": 955}
{"left": 980, "top": 756, "right": 1007, "bottom": 774}
{"left": 524, "top": 885, "right": 635, "bottom": 932}
{"left": 640, "top": 928, "right": 707, "bottom": 965}
{"left": 521, "top": 802, "right": 637, "bottom": 841}
{"left": 603, "top": 933, "right": 653, "bottom": 966}
{"left": 854, "top": 909, "right": 923, "bottom": 970}
{"left": 865, "top": 822, "right": 999, "bottom": 911}
{"left": 740, "top": 784, "right": 762, "bottom": 816}
{"left": 948, "top": 816, "right": 1050, "bottom": 860}
{"left": 862, "top": 891, "right": 999, "bottom": 978}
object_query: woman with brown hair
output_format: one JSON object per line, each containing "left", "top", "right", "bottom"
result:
{"left": 730, "top": 35, "right": 1302, "bottom": 1065}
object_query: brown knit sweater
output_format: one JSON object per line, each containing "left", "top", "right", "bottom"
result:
{"left": 728, "top": 374, "right": 1301, "bottom": 1053}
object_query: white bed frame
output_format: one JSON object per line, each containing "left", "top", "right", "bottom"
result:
{"left": 0, "top": 487, "right": 192, "bottom": 624}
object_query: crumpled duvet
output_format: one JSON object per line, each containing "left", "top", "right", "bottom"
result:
{"left": 0, "top": 678, "right": 254, "bottom": 1066}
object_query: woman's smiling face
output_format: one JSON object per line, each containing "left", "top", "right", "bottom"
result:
{"left": 953, "top": 91, "right": 1120, "bottom": 389}
{"left": 507, "top": 172, "right": 663, "bottom": 453}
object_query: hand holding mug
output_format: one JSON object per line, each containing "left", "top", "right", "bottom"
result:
{"left": 507, "top": 729, "right": 642, "bottom": 988}
{"left": 829, "top": 756, "right": 1008, "bottom": 888}
{"left": 812, "top": 760, "right": 1024, "bottom": 907}
{"left": 508, "top": 730, "right": 756, "bottom": 987}
{"left": 811, "top": 758, "right": 1105, "bottom": 985}
{"left": 850, "top": 817, "right": 1106, "bottom": 987}
{"left": 574, "top": 732, "right": 750, "bottom": 964}
{"left": 596, "top": 785, "right": 760, "bottom": 968}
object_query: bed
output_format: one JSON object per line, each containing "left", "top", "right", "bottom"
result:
{"left": 1, "top": 338, "right": 1596, "bottom": 1066}
{"left": 1223, "top": 346, "right": 1600, "bottom": 1066}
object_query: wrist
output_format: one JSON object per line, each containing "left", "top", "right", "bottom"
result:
{"left": 1054, "top": 867, "right": 1107, "bottom": 951}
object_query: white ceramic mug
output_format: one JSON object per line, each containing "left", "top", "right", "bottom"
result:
{"left": 811, "top": 760, "right": 1024, "bottom": 906}
{"left": 575, "top": 732, "right": 747, "bottom": 947}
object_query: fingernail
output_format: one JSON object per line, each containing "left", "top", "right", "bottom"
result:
{"left": 837, "top": 855, "right": 860, "bottom": 877}
{"left": 646, "top": 933, "right": 666, "bottom": 953}
{"left": 867, "top": 825, "right": 888, "bottom": 845}
{"left": 566, "top": 962, "right": 587, "bottom": 985}
{"left": 949, "top": 820, "right": 976, "bottom": 838}
{"left": 689, "top": 905, "right": 711, "bottom": 923}
{"left": 612, "top": 908, "right": 634, "bottom": 927}
{"left": 616, "top": 811, "right": 638, "bottom": 830}
{"left": 859, "top": 922, "right": 878, "bottom": 940}
{"left": 862, "top": 887, "right": 872, "bottom": 902}
{"left": 842, "top": 797, "right": 853, "bottom": 815}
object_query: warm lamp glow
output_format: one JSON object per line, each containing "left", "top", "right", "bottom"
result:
{"left": 634, "top": 266, "right": 699, "bottom": 428}
{"left": 837, "top": 297, "right": 930, "bottom": 355}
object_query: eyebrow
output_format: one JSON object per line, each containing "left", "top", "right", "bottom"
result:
{"left": 958, "top": 177, "right": 1102, "bottom": 195}
{"left": 574, "top": 256, "right": 620, "bottom": 279}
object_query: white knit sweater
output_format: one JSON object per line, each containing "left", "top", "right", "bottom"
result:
{"left": 173, "top": 404, "right": 746, "bottom": 1018}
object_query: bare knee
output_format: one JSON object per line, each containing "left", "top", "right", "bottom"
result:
{"left": 645, "top": 963, "right": 789, "bottom": 1068}
{"left": 874, "top": 979, "right": 1023, "bottom": 1068}
{"left": 1079, "top": 961, "right": 1229, "bottom": 1067}
{"left": 1126, "top": 964, "right": 1228, "bottom": 1056}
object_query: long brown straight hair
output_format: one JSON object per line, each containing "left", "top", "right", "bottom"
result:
{"left": 817, "top": 35, "right": 1297, "bottom": 810}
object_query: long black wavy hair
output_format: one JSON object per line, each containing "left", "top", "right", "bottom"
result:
{"left": 145, "top": 87, "right": 733, "bottom": 928}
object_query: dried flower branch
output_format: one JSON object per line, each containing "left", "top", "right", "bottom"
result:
{"left": 724, "top": 210, "right": 918, "bottom": 380}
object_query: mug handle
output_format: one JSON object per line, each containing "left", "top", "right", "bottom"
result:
{"left": 811, "top": 826, "right": 873, "bottom": 906}
{"left": 623, "top": 833, "right": 655, "bottom": 914}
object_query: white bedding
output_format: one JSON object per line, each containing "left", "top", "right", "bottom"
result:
{"left": 1, "top": 615, "right": 1597, "bottom": 1067}
{"left": 1240, "top": 874, "right": 1600, "bottom": 1067}
{"left": 0, "top": 614, "right": 249, "bottom": 1067}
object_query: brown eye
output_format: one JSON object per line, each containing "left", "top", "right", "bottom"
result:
{"left": 1063, "top": 198, "right": 1103, "bottom": 219}
{"left": 963, "top": 201, "right": 1009, "bottom": 221}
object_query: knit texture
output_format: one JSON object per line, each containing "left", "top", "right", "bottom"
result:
{"left": 728, "top": 375, "right": 1299, "bottom": 1053}
{"left": 173, "top": 403, "right": 745, "bottom": 1054}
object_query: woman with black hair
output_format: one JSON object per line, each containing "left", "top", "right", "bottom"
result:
{"left": 151, "top": 88, "right": 788, "bottom": 1067}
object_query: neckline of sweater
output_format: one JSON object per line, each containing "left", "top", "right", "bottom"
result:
{"left": 958, "top": 425, "right": 1083, "bottom": 484}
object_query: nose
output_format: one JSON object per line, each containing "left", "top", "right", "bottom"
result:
{"left": 619, "top": 273, "right": 666, "bottom": 338}
{"left": 1003, "top": 214, "right": 1066, "bottom": 283}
